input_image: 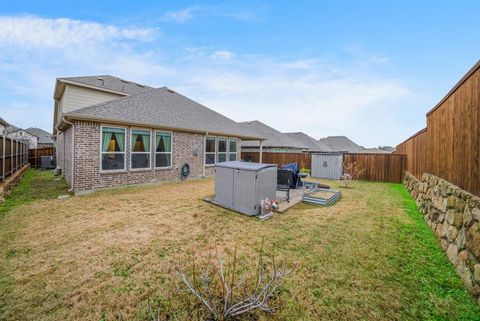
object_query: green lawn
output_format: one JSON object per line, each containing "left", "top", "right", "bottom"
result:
{"left": 0, "top": 170, "right": 478, "bottom": 320}
{"left": 0, "top": 169, "right": 69, "bottom": 216}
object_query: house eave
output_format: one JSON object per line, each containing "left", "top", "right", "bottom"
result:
{"left": 54, "top": 78, "right": 130, "bottom": 99}
{"left": 63, "top": 114, "right": 265, "bottom": 141}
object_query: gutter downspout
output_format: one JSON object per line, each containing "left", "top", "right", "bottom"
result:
{"left": 203, "top": 132, "right": 208, "bottom": 177}
{"left": 61, "top": 117, "right": 75, "bottom": 192}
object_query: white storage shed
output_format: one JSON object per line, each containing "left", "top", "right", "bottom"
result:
{"left": 214, "top": 161, "right": 277, "bottom": 216}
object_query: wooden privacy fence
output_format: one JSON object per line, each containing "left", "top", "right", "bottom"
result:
{"left": 28, "top": 147, "right": 55, "bottom": 168}
{"left": 343, "top": 153, "right": 406, "bottom": 183}
{"left": 395, "top": 59, "right": 480, "bottom": 196}
{"left": 395, "top": 128, "right": 428, "bottom": 179}
{"left": 0, "top": 136, "right": 29, "bottom": 182}
{"left": 242, "top": 151, "right": 406, "bottom": 183}
{"left": 241, "top": 152, "right": 311, "bottom": 169}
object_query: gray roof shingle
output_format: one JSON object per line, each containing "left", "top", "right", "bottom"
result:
{"left": 59, "top": 75, "right": 154, "bottom": 95}
{"left": 284, "top": 132, "right": 332, "bottom": 152}
{"left": 240, "top": 121, "right": 308, "bottom": 149}
{"left": 65, "top": 88, "right": 264, "bottom": 140}
{"left": 25, "top": 127, "right": 53, "bottom": 144}
{"left": 318, "top": 136, "right": 364, "bottom": 153}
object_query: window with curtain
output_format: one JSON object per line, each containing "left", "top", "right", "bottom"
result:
{"left": 155, "top": 132, "right": 172, "bottom": 168}
{"left": 229, "top": 138, "right": 237, "bottom": 161}
{"left": 205, "top": 137, "right": 216, "bottom": 165}
{"left": 101, "top": 127, "right": 126, "bottom": 171}
{"left": 131, "top": 130, "right": 151, "bottom": 169}
{"left": 218, "top": 138, "right": 227, "bottom": 163}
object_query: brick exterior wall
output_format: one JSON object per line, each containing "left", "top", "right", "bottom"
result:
{"left": 69, "top": 121, "right": 242, "bottom": 192}
{"left": 64, "top": 127, "right": 73, "bottom": 186}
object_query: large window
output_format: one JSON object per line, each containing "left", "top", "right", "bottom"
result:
{"left": 101, "top": 127, "right": 126, "bottom": 171}
{"left": 229, "top": 138, "right": 237, "bottom": 161}
{"left": 131, "top": 130, "right": 151, "bottom": 169}
{"left": 217, "top": 138, "right": 227, "bottom": 163}
{"left": 156, "top": 132, "right": 172, "bottom": 168}
{"left": 205, "top": 137, "right": 216, "bottom": 165}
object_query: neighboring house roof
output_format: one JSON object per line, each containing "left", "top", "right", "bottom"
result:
{"left": 362, "top": 148, "right": 391, "bottom": 154}
{"left": 25, "top": 127, "right": 54, "bottom": 145}
{"left": 57, "top": 75, "right": 154, "bottom": 95}
{"left": 63, "top": 87, "right": 264, "bottom": 140}
{"left": 318, "top": 136, "right": 364, "bottom": 153}
{"left": 240, "top": 121, "right": 309, "bottom": 149}
{"left": 0, "top": 117, "right": 9, "bottom": 127}
{"left": 5, "top": 124, "right": 22, "bottom": 135}
{"left": 379, "top": 146, "right": 395, "bottom": 153}
{"left": 284, "top": 132, "right": 332, "bottom": 152}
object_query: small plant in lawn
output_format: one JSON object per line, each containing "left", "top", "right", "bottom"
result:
{"left": 341, "top": 161, "right": 365, "bottom": 188}
{"left": 149, "top": 241, "right": 293, "bottom": 321}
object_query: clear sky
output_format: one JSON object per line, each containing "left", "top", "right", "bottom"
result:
{"left": 0, "top": 0, "right": 479, "bottom": 147}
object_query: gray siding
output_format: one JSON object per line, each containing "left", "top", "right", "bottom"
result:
{"left": 62, "top": 84, "right": 123, "bottom": 114}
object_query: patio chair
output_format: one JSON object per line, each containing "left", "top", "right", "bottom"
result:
{"left": 277, "top": 169, "right": 293, "bottom": 202}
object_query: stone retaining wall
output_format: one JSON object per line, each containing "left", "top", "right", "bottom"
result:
{"left": 404, "top": 171, "right": 480, "bottom": 303}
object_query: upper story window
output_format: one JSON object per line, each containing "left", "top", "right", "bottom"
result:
{"left": 156, "top": 132, "right": 172, "bottom": 168}
{"left": 229, "top": 138, "right": 237, "bottom": 161}
{"left": 101, "top": 127, "right": 126, "bottom": 171}
{"left": 131, "top": 130, "right": 151, "bottom": 169}
{"left": 205, "top": 137, "right": 216, "bottom": 165}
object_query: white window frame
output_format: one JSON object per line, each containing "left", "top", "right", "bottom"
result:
{"left": 217, "top": 137, "right": 228, "bottom": 163}
{"left": 205, "top": 136, "right": 216, "bottom": 166}
{"left": 155, "top": 130, "right": 173, "bottom": 169}
{"left": 130, "top": 129, "right": 152, "bottom": 171}
{"left": 229, "top": 138, "right": 238, "bottom": 161}
{"left": 100, "top": 126, "right": 127, "bottom": 172}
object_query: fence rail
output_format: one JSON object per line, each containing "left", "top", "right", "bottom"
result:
{"left": 0, "top": 135, "right": 29, "bottom": 182}
{"left": 28, "top": 147, "right": 55, "bottom": 168}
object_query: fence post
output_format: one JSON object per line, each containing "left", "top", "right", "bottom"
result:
{"left": 2, "top": 135, "right": 4, "bottom": 181}
{"left": 10, "top": 138, "right": 13, "bottom": 175}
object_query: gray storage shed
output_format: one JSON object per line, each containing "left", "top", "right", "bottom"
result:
{"left": 214, "top": 161, "right": 277, "bottom": 216}
{"left": 311, "top": 153, "right": 344, "bottom": 179}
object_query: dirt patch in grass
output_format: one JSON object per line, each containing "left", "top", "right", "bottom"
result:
{"left": 0, "top": 177, "right": 479, "bottom": 320}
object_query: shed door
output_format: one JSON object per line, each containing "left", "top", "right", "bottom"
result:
{"left": 311, "top": 154, "right": 343, "bottom": 179}
{"left": 215, "top": 167, "right": 234, "bottom": 206}
{"left": 233, "top": 169, "right": 256, "bottom": 215}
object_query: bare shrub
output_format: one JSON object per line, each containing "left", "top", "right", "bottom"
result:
{"left": 166, "top": 241, "right": 293, "bottom": 321}
{"left": 341, "top": 161, "right": 365, "bottom": 188}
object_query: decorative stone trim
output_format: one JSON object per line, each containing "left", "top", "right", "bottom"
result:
{"left": 404, "top": 171, "right": 480, "bottom": 304}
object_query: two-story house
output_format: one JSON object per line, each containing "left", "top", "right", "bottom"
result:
{"left": 53, "top": 75, "right": 263, "bottom": 194}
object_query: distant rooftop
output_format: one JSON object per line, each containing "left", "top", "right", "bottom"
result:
{"left": 25, "top": 127, "right": 53, "bottom": 144}
{"left": 240, "top": 121, "right": 308, "bottom": 149}
{"left": 284, "top": 132, "right": 332, "bottom": 152}
{"left": 318, "top": 136, "right": 364, "bottom": 153}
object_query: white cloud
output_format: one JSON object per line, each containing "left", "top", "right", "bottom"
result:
{"left": 0, "top": 16, "right": 155, "bottom": 49}
{"left": 161, "top": 7, "right": 196, "bottom": 23}
{"left": 0, "top": 15, "right": 416, "bottom": 146}
{"left": 210, "top": 50, "right": 234, "bottom": 60}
